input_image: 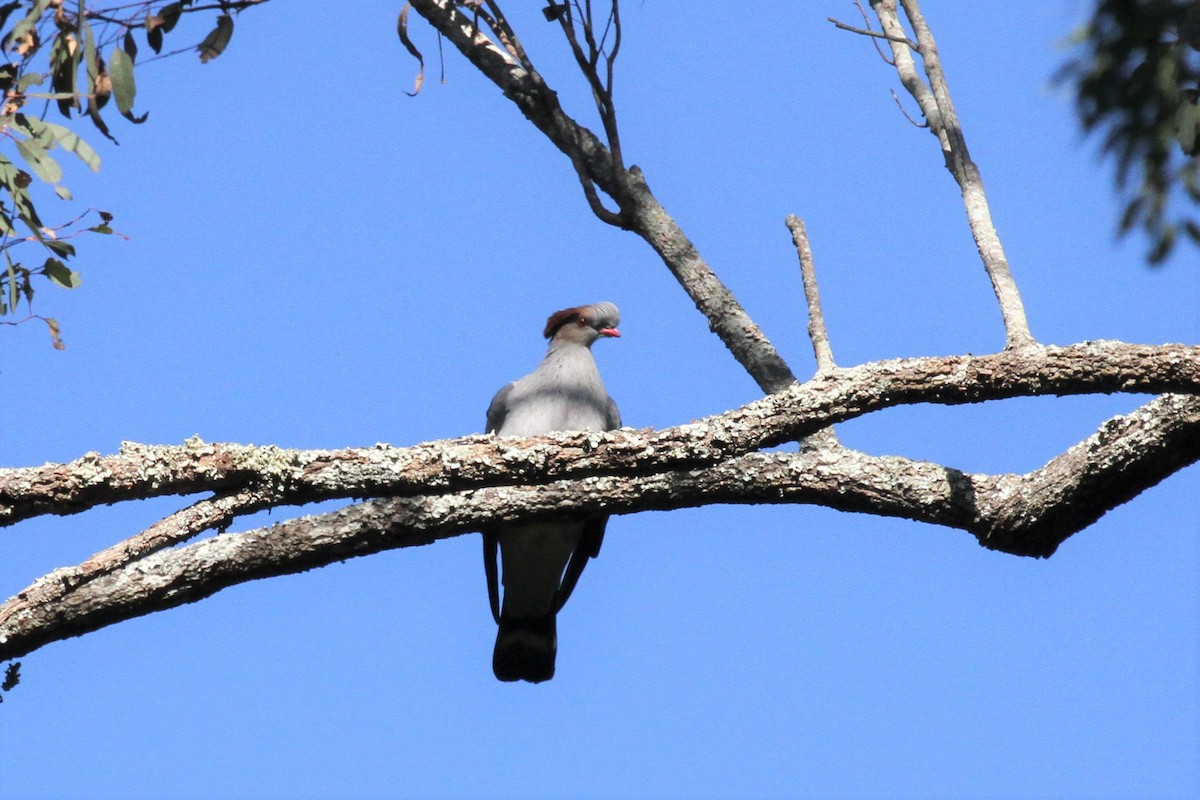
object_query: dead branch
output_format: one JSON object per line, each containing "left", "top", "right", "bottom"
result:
{"left": 406, "top": 0, "right": 798, "bottom": 394}
{"left": 786, "top": 215, "right": 836, "bottom": 372}
{"left": 869, "top": 0, "right": 1034, "bottom": 349}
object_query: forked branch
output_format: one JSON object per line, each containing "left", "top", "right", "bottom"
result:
{"left": 406, "top": 0, "right": 797, "bottom": 394}
{"left": 860, "top": 0, "right": 1035, "bottom": 349}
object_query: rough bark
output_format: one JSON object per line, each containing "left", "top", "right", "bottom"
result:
{"left": 2, "top": 345, "right": 1198, "bottom": 660}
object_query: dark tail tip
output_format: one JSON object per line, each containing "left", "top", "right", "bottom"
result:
{"left": 493, "top": 614, "right": 557, "bottom": 683}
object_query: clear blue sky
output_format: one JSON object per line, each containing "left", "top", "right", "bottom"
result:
{"left": 2, "top": 2, "right": 1197, "bottom": 798}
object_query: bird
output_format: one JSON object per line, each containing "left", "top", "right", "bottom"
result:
{"left": 483, "top": 301, "right": 622, "bottom": 683}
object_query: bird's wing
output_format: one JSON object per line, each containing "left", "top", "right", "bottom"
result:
{"left": 554, "top": 516, "right": 606, "bottom": 613}
{"left": 605, "top": 395, "right": 621, "bottom": 430}
{"left": 553, "top": 394, "right": 618, "bottom": 612}
{"left": 485, "top": 382, "right": 515, "bottom": 434}
{"left": 483, "top": 532, "right": 501, "bottom": 623}
{"left": 482, "top": 383, "right": 516, "bottom": 625}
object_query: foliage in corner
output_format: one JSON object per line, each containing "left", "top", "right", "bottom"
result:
{"left": 0, "top": 0, "right": 269, "bottom": 347}
{"left": 1062, "top": 0, "right": 1200, "bottom": 264}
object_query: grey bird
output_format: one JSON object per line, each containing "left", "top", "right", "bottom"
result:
{"left": 483, "top": 302, "right": 622, "bottom": 683}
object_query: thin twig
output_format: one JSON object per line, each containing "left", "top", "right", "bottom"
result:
{"left": 785, "top": 215, "right": 836, "bottom": 372}
{"left": 889, "top": 87, "right": 927, "bottom": 127}
{"left": 827, "top": 16, "right": 916, "bottom": 48}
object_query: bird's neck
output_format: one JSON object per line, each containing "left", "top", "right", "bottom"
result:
{"left": 539, "top": 340, "right": 600, "bottom": 380}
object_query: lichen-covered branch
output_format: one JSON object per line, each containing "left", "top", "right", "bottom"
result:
{"left": 4, "top": 341, "right": 1196, "bottom": 530}
{"left": 2, "top": 391, "right": 1196, "bottom": 661}
{"left": 866, "top": 0, "right": 1034, "bottom": 349}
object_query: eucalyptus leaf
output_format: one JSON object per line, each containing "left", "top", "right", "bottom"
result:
{"left": 109, "top": 47, "right": 137, "bottom": 117}
{"left": 198, "top": 15, "right": 233, "bottom": 63}
{"left": 14, "top": 138, "right": 63, "bottom": 184}
{"left": 41, "top": 256, "right": 80, "bottom": 288}
{"left": 38, "top": 120, "right": 101, "bottom": 172}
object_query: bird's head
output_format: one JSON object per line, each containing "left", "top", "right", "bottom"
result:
{"left": 543, "top": 302, "right": 621, "bottom": 345}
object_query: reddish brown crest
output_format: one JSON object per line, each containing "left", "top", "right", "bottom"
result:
{"left": 543, "top": 307, "right": 585, "bottom": 339}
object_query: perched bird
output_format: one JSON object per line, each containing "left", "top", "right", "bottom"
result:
{"left": 483, "top": 302, "right": 622, "bottom": 683}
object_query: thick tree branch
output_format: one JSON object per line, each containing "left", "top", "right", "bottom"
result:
{"left": 869, "top": 0, "right": 1034, "bottom": 349}
{"left": 3, "top": 392, "right": 1196, "bottom": 661}
{"left": 4, "top": 341, "right": 1197, "bottom": 528}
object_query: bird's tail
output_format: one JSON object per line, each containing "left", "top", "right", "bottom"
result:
{"left": 493, "top": 614, "right": 557, "bottom": 683}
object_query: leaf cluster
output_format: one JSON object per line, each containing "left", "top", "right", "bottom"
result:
{"left": 1062, "top": 0, "right": 1200, "bottom": 263}
{"left": 0, "top": 0, "right": 266, "bottom": 346}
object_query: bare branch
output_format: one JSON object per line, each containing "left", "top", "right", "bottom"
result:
{"left": 9, "top": 490, "right": 275, "bottom": 632}
{"left": 869, "top": 0, "right": 1034, "bottom": 349}
{"left": 554, "top": 1, "right": 624, "bottom": 170}
{"left": 785, "top": 214, "right": 836, "bottom": 372}
{"left": 406, "top": 0, "right": 797, "bottom": 394}
{"left": 890, "top": 87, "right": 928, "bottom": 127}
{"left": 3, "top": 342, "right": 1197, "bottom": 531}
{"left": 827, "top": 15, "right": 916, "bottom": 48}
{"left": 3, "top": 392, "right": 1195, "bottom": 661}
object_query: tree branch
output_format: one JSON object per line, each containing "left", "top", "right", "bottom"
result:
{"left": 870, "top": 0, "right": 1034, "bottom": 349}
{"left": 827, "top": 15, "right": 916, "bottom": 48}
{"left": 4, "top": 341, "right": 1196, "bottom": 529}
{"left": 786, "top": 214, "right": 836, "bottom": 372}
{"left": 3, "top": 391, "right": 1196, "bottom": 661}
{"left": 405, "top": 0, "right": 798, "bottom": 394}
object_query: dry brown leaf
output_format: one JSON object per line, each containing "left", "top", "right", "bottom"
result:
{"left": 397, "top": 3, "right": 425, "bottom": 97}
{"left": 14, "top": 29, "right": 38, "bottom": 57}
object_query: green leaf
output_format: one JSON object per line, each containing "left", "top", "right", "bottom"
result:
{"left": 1, "top": 166, "right": 45, "bottom": 230}
{"left": 109, "top": 46, "right": 136, "bottom": 116}
{"left": 1176, "top": 101, "right": 1199, "bottom": 156}
{"left": 1184, "top": 220, "right": 1200, "bottom": 245}
{"left": 82, "top": 19, "right": 107, "bottom": 112}
{"left": 14, "top": 137, "right": 63, "bottom": 184}
{"left": 14, "top": 113, "right": 55, "bottom": 149}
{"left": 1148, "top": 224, "right": 1177, "bottom": 264}
{"left": 37, "top": 119, "right": 101, "bottom": 172}
{"left": 54, "top": 184, "right": 71, "bottom": 200}
{"left": 41, "top": 256, "right": 80, "bottom": 288}
{"left": 198, "top": 14, "right": 233, "bottom": 63}
{"left": 16, "top": 71, "right": 45, "bottom": 92}
{"left": 44, "top": 239, "right": 75, "bottom": 258}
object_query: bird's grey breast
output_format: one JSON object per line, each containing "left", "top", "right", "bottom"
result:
{"left": 496, "top": 349, "right": 616, "bottom": 436}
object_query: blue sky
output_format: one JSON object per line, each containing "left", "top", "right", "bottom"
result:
{"left": 1, "top": 2, "right": 1197, "bottom": 798}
